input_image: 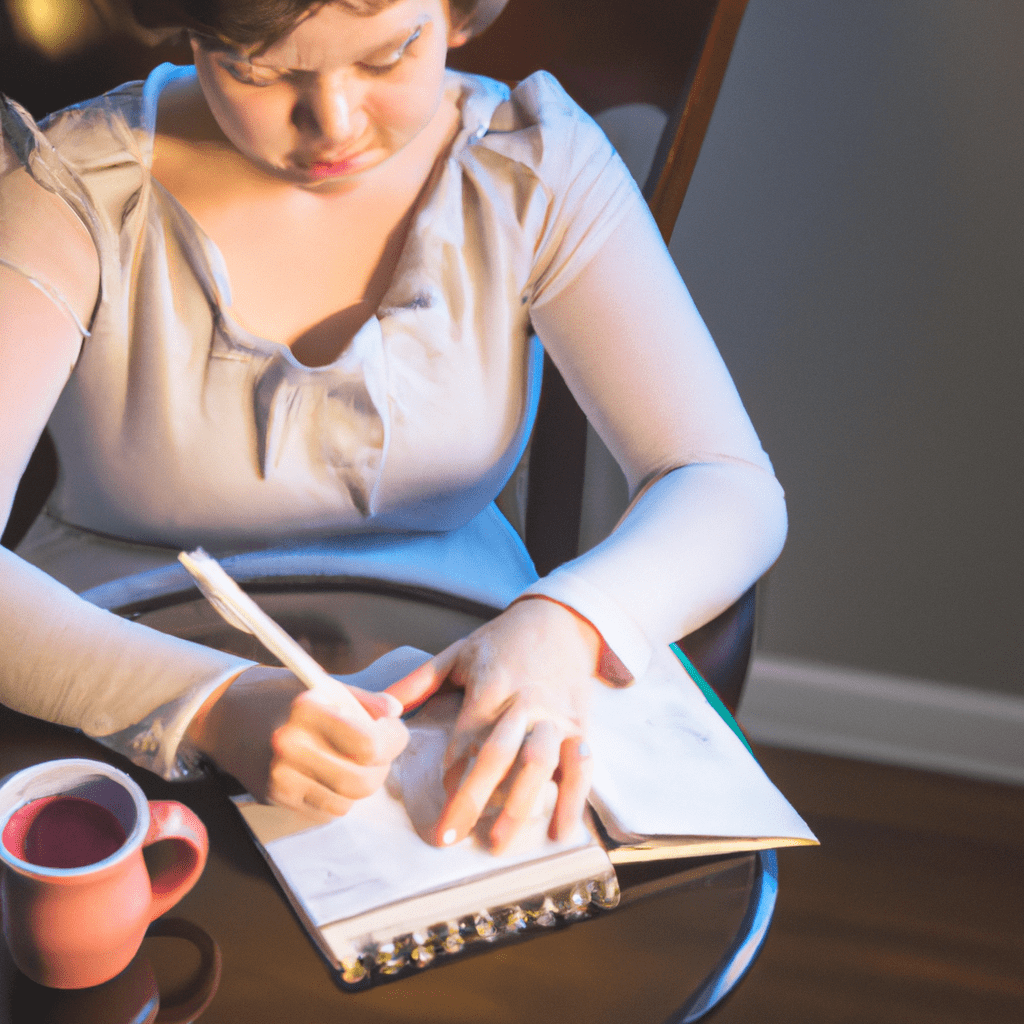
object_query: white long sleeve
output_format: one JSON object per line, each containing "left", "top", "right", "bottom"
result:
{"left": 1, "top": 129, "right": 253, "bottom": 778}
{"left": 525, "top": 201, "right": 787, "bottom": 678}
{"left": 0, "top": 546, "right": 254, "bottom": 777}
{"left": 0, "top": 67, "right": 784, "bottom": 778}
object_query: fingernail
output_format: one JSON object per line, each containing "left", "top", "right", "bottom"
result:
{"left": 382, "top": 693, "right": 404, "bottom": 717}
{"left": 441, "top": 828, "right": 458, "bottom": 846}
{"left": 578, "top": 740, "right": 591, "bottom": 758}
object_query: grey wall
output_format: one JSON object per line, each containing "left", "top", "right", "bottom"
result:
{"left": 667, "top": 0, "right": 1023, "bottom": 695}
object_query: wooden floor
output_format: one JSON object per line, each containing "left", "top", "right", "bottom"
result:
{"left": 707, "top": 745, "right": 1024, "bottom": 1024}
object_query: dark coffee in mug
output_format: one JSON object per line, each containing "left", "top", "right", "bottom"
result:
{"left": 2, "top": 796, "right": 128, "bottom": 869}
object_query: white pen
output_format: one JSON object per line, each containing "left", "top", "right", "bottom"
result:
{"left": 177, "top": 547, "right": 372, "bottom": 722}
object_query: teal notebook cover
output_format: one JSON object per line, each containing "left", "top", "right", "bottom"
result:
{"left": 670, "top": 643, "right": 755, "bottom": 756}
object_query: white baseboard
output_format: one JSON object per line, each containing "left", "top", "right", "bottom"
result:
{"left": 738, "top": 654, "right": 1024, "bottom": 786}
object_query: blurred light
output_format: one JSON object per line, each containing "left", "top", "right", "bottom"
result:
{"left": 6, "top": 0, "right": 104, "bottom": 58}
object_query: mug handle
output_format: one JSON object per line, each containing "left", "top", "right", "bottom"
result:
{"left": 142, "top": 801, "right": 209, "bottom": 921}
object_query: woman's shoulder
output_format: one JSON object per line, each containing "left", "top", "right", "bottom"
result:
{"left": 1, "top": 64, "right": 196, "bottom": 259}
{"left": 451, "top": 69, "right": 596, "bottom": 128}
{"left": 442, "top": 71, "right": 642, "bottom": 306}
{"left": 507, "top": 71, "right": 599, "bottom": 127}
{"left": 451, "top": 69, "right": 621, "bottom": 190}
{"left": 0, "top": 91, "right": 110, "bottom": 257}
{"left": 452, "top": 70, "right": 610, "bottom": 157}
{"left": 2, "top": 64, "right": 190, "bottom": 180}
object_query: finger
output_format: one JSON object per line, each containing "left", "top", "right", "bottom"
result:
{"left": 488, "top": 720, "right": 562, "bottom": 852}
{"left": 265, "top": 762, "right": 357, "bottom": 820}
{"left": 291, "top": 691, "right": 409, "bottom": 766}
{"left": 442, "top": 719, "right": 483, "bottom": 778}
{"left": 549, "top": 736, "right": 594, "bottom": 841}
{"left": 384, "top": 640, "right": 465, "bottom": 712}
{"left": 347, "top": 686, "right": 404, "bottom": 720}
{"left": 271, "top": 721, "right": 393, "bottom": 801}
{"left": 304, "top": 674, "right": 380, "bottom": 720}
{"left": 441, "top": 745, "right": 475, "bottom": 800}
{"left": 434, "top": 708, "right": 529, "bottom": 846}
{"left": 443, "top": 692, "right": 578, "bottom": 779}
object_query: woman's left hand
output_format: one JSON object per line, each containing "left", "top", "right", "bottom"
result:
{"left": 386, "top": 597, "right": 601, "bottom": 853}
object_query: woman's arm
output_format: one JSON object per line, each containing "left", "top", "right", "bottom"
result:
{"left": 0, "top": 168, "right": 96, "bottom": 523}
{"left": 0, "top": 177, "right": 248, "bottom": 756}
{"left": 524, "top": 203, "right": 788, "bottom": 675}
{"left": 0, "top": 173, "right": 408, "bottom": 806}
{"left": 390, "top": 201, "right": 786, "bottom": 851}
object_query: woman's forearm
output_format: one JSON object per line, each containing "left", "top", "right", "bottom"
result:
{"left": 524, "top": 460, "right": 786, "bottom": 679}
{"left": 0, "top": 545, "right": 254, "bottom": 777}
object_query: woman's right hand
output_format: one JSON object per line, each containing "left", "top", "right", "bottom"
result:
{"left": 186, "top": 665, "right": 409, "bottom": 820}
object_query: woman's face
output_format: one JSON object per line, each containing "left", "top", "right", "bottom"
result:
{"left": 191, "top": 0, "right": 467, "bottom": 187}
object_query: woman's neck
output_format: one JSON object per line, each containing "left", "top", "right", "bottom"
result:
{"left": 149, "top": 71, "right": 462, "bottom": 363}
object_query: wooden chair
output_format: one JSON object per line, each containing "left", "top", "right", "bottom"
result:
{"left": 1, "top": 0, "right": 756, "bottom": 711}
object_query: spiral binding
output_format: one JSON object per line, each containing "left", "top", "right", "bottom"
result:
{"left": 337, "top": 869, "right": 621, "bottom": 987}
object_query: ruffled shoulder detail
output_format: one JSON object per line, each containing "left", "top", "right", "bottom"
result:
{"left": 455, "top": 70, "right": 644, "bottom": 306}
{"left": 1, "top": 69, "right": 192, "bottom": 337}
{"left": 0, "top": 93, "right": 105, "bottom": 246}
{"left": 38, "top": 79, "right": 149, "bottom": 173}
{"left": 1, "top": 94, "right": 104, "bottom": 336}
{"left": 1, "top": 94, "right": 36, "bottom": 171}
{"left": 2, "top": 67, "right": 193, "bottom": 264}
{"left": 37, "top": 64, "right": 193, "bottom": 175}
{"left": 477, "top": 71, "right": 609, "bottom": 174}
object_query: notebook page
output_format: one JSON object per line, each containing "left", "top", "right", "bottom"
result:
{"left": 249, "top": 692, "right": 591, "bottom": 928}
{"left": 588, "top": 644, "right": 817, "bottom": 844}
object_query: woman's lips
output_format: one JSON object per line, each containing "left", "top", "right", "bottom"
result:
{"left": 302, "top": 153, "right": 364, "bottom": 179}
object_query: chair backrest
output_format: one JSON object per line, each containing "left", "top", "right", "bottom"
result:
{"left": 449, "top": 0, "right": 749, "bottom": 243}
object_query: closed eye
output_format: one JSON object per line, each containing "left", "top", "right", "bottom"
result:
{"left": 217, "top": 22, "right": 425, "bottom": 85}
{"left": 359, "top": 25, "right": 423, "bottom": 76}
{"left": 218, "top": 57, "right": 285, "bottom": 87}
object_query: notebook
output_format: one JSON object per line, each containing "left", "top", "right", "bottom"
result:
{"left": 232, "top": 645, "right": 816, "bottom": 987}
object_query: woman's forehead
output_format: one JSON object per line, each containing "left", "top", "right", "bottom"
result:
{"left": 250, "top": 0, "right": 443, "bottom": 68}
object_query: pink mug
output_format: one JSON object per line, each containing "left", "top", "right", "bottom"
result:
{"left": 0, "top": 758, "right": 208, "bottom": 989}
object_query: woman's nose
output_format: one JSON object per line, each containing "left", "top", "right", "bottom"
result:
{"left": 294, "top": 77, "right": 359, "bottom": 145}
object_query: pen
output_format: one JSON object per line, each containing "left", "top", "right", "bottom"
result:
{"left": 177, "top": 547, "right": 373, "bottom": 722}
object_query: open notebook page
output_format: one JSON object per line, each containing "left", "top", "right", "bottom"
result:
{"left": 587, "top": 643, "right": 817, "bottom": 846}
{"left": 235, "top": 650, "right": 595, "bottom": 929}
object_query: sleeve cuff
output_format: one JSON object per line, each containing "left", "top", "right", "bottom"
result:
{"left": 520, "top": 569, "right": 654, "bottom": 680}
{"left": 91, "top": 657, "right": 255, "bottom": 781}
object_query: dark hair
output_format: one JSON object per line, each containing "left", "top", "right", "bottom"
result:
{"left": 104, "top": 0, "right": 508, "bottom": 50}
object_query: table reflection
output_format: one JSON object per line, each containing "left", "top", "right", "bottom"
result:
{"left": 3, "top": 917, "right": 220, "bottom": 1024}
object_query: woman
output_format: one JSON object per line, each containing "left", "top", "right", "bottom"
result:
{"left": 0, "top": 0, "right": 786, "bottom": 853}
